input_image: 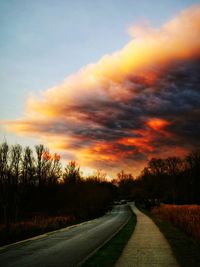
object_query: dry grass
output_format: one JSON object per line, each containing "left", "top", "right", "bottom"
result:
{"left": 0, "top": 215, "right": 76, "bottom": 246}
{"left": 152, "top": 204, "right": 200, "bottom": 241}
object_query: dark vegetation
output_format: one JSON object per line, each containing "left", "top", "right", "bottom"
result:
{"left": 82, "top": 209, "right": 136, "bottom": 267}
{"left": 0, "top": 141, "right": 200, "bottom": 246}
{"left": 134, "top": 151, "right": 200, "bottom": 205}
{"left": 0, "top": 142, "right": 116, "bottom": 245}
{"left": 138, "top": 206, "right": 200, "bottom": 267}
{"left": 152, "top": 204, "right": 200, "bottom": 241}
{"left": 135, "top": 151, "right": 200, "bottom": 265}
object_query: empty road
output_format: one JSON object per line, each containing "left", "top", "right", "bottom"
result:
{"left": 0, "top": 205, "right": 131, "bottom": 267}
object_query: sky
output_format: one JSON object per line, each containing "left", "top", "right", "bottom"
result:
{"left": 1, "top": 0, "right": 200, "bottom": 177}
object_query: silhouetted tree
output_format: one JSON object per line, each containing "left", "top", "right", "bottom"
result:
{"left": 148, "top": 158, "right": 166, "bottom": 176}
{"left": 10, "top": 144, "right": 22, "bottom": 221}
{"left": 21, "top": 146, "right": 35, "bottom": 185}
{"left": 165, "top": 157, "right": 182, "bottom": 203}
{"left": 0, "top": 142, "right": 10, "bottom": 232}
{"left": 0, "top": 141, "right": 117, "bottom": 246}
{"left": 186, "top": 149, "right": 200, "bottom": 203}
{"left": 35, "top": 144, "right": 45, "bottom": 186}
{"left": 63, "top": 161, "right": 81, "bottom": 184}
{"left": 116, "top": 170, "right": 135, "bottom": 199}
{"left": 35, "top": 145, "right": 54, "bottom": 185}
{"left": 48, "top": 153, "right": 62, "bottom": 185}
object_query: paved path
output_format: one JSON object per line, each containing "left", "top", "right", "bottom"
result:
{"left": 0, "top": 205, "right": 130, "bottom": 267}
{"left": 115, "top": 203, "right": 179, "bottom": 267}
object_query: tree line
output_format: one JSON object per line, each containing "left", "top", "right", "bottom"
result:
{"left": 0, "top": 141, "right": 199, "bottom": 238}
{"left": 133, "top": 151, "right": 200, "bottom": 205}
{"left": 0, "top": 142, "right": 116, "bottom": 237}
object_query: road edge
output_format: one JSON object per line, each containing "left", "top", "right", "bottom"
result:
{"left": 77, "top": 204, "right": 133, "bottom": 267}
{"left": 0, "top": 216, "right": 100, "bottom": 251}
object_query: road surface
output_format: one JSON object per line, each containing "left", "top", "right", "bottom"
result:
{"left": 0, "top": 205, "right": 131, "bottom": 267}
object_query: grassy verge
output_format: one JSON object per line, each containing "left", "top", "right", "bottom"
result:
{"left": 0, "top": 213, "right": 105, "bottom": 247}
{"left": 137, "top": 205, "right": 200, "bottom": 267}
{"left": 0, "top": 215, "right": 77, "bottom": 247}
{"left": 82, "top": 208, "right": 136, "bottom": 267}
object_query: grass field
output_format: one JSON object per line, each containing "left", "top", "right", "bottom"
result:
{"left": 138, "top": 204, "right": 200, "bottom": 267}
{"left": 0, "top": 215, "right": 76, "bottom": 246}
{"left": 152, "top": 204, "right": 200, "bottom": 241}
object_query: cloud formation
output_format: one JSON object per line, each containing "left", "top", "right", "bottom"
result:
{"left": 4, "top": 6, "right": 200, "bottom": 176}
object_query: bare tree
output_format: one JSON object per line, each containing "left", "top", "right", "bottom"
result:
{"left": 35, "top": 144, "right": 44, "bottom": 186}
{"left": 116, "top": 170, "right": 135, "bottom": 199}
{"left": 0, "top": 142, "right": 17, "bottom": 234}
{"left": 0, "top": 142, "right": 9, "bottom": 229}
{"left": 48, "top": 153, "right": 62, "bottom": 184}
{"left": 186, "top": 149, "right": 200, "bottom": 203}
{"left": 10, "top": 144, "right": 22, "bottom": 185}
{"left": 21, "top": 146, "right": 35, "bottom": 185}
{"left": 63, "top": 161, "right": 81, "bottom": 184}
{"left": 0, "top": 142, "right": 9, "bottom": 184}
{"left": 148, "top": 158, "right": 166, "bottom": 176}
{"left": 165, "top": 157, "right": 182, "bottom": 203}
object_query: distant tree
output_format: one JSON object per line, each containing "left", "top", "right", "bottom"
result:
{"left": 21, "top": 146, "right": 35, "bottom": 185}
{"left": 0, "top": 142, "right": 23, "bottom": 232}
{"left": 48, "top": 153, "right": 62, "bottom": 184}
{"left": 165, "top": 157, "right": 182, "bottom": 203}
{"left": 116, "top": 170, "right": 135, "bottom": 199}
{"left": 148, "top": 158, "right": 166, "bottom": 176}
{"left": 41, "top": 149, "right": 52, "bottom": 184}
{"left": 35, "top": 144, "right": 44, "bottom": 186}
{"left": 186, "top": 149, "right": 200, "bottom": 203}
{"left": 10, "top": 144, "right": 22, "bottom": 185}
{"left": 0, "top": 142, "right": 10, "bottom": 230}
{"left": 35, "top": 145, "right": 53, "bottom": 185}
{"left": 9, "top": 144, "right": 22, "bottom": 221}
{"left": 94, "top": 169, "right": 107, "bottom": 181}
{"left": 165, "top": 157, "right": 182, "bottom": 176}
{"left": 63, "top": 161, "right": 81, "bottom": 184}
{"left": 0, "top": 142, "right": 9, "bottom": 184}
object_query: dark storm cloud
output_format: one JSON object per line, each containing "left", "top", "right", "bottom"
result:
{"left": 3, "top": 6, "right": 200, "bottom": 175}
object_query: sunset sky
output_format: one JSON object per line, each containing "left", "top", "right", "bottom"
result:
{"left": 1, "top": 0, "right": 200, "bottom": 177}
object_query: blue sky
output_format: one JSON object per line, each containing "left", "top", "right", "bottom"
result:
{"left": 1, "top": 0, "right": 198, "bottom": 119}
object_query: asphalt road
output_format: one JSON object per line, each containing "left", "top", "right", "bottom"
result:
{"left": 0, "top": 205, "right": 131, "bottom": 267}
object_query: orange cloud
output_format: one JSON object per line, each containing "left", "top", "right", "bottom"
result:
{"left": 147, "top": 118, "right": 170, "bottom": 131}
{"left": 2, "top": 5, "right": 200, "bottom": 177}
{"left": 118, "top": 136, "right": 154, "bottom": 153}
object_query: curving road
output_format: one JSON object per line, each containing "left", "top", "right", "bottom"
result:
{"left": 0, "top": 205, "right": 131, "bottom": 267}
